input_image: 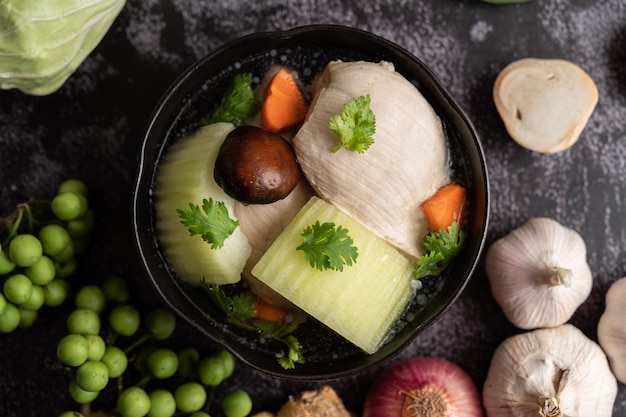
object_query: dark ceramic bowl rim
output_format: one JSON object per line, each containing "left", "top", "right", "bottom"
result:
{"left": 132, "top": 24, "right": 490, "bottom": 381}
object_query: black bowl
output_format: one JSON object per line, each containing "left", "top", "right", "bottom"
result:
{"left": 132, "top": 25, "right": 489, "bottom": 380}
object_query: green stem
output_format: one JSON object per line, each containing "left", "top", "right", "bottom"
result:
{"left": 22, "top": 203, "right": 34, "bottom": 233}
{"left": 3, "top": 206, "right": 24, "bottom": 246}
{"left": 79, "top": 402, "right": 92, "bottom": 417}
{"left": 204, "top": 385, "right": 217, "bottom": 414}
{"left": 135, "top": 373, "right": 153, "bottom": 388}
{"left": 106, "top": 328, "right": 119, "bottom": 347}
{"left": 115, "top": 374, "right": 125, "bottom": 396}
{"left": 124, "top": 333, "right": 152, "bottom": 355}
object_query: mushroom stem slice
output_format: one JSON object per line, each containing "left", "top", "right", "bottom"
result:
{"left": 493, "top": 58, "right": 598, "bottom": 154}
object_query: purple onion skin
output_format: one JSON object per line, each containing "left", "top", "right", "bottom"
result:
{"left": 362, "top": 357, "right": 484, "bottom": 417}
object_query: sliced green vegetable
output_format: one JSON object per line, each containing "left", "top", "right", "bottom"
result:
{"left": 252, "top": 196, "right": 415, "bottom": 354}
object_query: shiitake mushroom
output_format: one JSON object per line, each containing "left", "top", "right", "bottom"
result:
{"left": 214, "top": 125, "right": 300, "bottom": 204}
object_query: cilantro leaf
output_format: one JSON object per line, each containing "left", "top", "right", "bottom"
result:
{"left": 201, "top": 281, "right": 256, "bottom": 321}
{"left": 176, "top": 198, "right": 239, "bottom": 249}
{"left": 277, "top": 335, "right": 305, "bottom": 370}
{"left": 297, "top": 221, "right": 358, "bottom": 272}
{"left": 414, "top": 221, "right": 466, "bottom": 278}
{"left": 204, "top": 73, "right": 260, "bottom": 127}
{"left": 329, "top": 94, "right": 376, "bottom": 153}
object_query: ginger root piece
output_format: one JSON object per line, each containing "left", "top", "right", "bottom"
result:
{"left": 276, "top": 386, "right": 353, "bottom": 417}
{"left": 493, "top": 58, "right": 598, "bottom": 154}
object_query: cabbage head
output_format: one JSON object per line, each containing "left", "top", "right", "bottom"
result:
{"left": 0, "top": 0, "right": 126, "bottom": 95}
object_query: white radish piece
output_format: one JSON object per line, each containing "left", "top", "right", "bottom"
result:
{"left": 154, "top": 122, "right": 251, "bottom": 285}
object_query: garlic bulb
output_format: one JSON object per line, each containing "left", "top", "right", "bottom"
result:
{"left": 483, "top": 324, "right": 617, "bottom": 417}
{"left": 485, "top": 217, "right": 592, "bottom": 329}
{"left": 598, "top": 277, "right": 626, "bottom": 383}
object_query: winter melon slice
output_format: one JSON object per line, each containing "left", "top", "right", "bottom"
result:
{"left": 251, "top": 196, "right": 415, "bottom": 354}
{"left": 154, "top": 122, "right": 251, "bottom": 285}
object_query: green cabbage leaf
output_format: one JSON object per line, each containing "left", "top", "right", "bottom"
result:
{"left": 0, "top": 0, "right": 126, "bottom": 95}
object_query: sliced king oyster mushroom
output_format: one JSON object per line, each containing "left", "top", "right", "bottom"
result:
{"left": 292, "top": 60, "right": 449, "bottom": 259}
{"left": 493, "top": 58, "right": 598, "bottom": 154}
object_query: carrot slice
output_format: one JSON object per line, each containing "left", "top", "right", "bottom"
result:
{"left": 254, "top": 298, "right": 289, "bottom": 323}
{"left": 421, "top": 183, "right": 467, "bottom": 231}
{"left": 261, "top": 68, "right": 308, "bottom": 133}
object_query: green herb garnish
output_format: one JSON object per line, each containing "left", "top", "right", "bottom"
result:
{"left": 414, "top": 221, "right": 466, "bottom": 278}
{"left": 204, "top": 73, "right": 260, "bottom": 126}
{"left": 297, "top": 221, "right": 358, "bottom": 272}
{"left": 202, "top": 281, "right": 306, "bottom": 370}
{"left": 203, "top": 281, "right": 256, "bottom": 321}
{"left": 277, "top": 335, "right": 305, "bottom": 370}
{"left": 176, "top": 198, "right": 239, "bottom": 249}
{"left": 328, "top": 94, "right": 376, "bottom": 153}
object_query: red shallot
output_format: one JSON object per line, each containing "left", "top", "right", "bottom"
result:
{"left": 362, "top": 357, "right": 484, "bottom": 417}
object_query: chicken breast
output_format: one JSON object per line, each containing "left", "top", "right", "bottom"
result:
{"left": 292, "top": 60, "right": 449, "bottom": 259}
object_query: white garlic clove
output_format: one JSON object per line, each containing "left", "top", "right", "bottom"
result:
{"left": 597, "top": 276, "right": 626, "bottom": 384}
{"left": 485, "top": 217, "right": 592, "bottom": 329}
{"left": 483, "top": 324, "right": 617, "bottom": 417}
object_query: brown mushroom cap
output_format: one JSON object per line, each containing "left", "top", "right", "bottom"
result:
{"left": 214, "top": 125, "right": 300, "bottom": 204}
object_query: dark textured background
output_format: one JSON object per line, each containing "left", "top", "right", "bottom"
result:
{"left": 1, "top": 0, "right": 625, "bottom": 415}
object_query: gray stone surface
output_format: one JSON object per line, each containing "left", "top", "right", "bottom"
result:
{"left": 1, "top": 0, "right": 625, "bottom": 415}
